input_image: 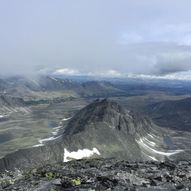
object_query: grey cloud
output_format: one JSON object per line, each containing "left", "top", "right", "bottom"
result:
{"left": 119, "top": 23, "right": 191, "bottom": 46}
{"left": 0, "top": 0, "right": 191, "bottom": 76}
{"left": 151, "top": 52, "right": 191, "bottom": 75}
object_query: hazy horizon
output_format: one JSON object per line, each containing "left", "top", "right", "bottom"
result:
{"left": 1, "top": 0, "right": 191, "bottom": 77}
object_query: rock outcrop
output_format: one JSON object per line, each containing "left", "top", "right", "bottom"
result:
{"left": 0, "top": 99, "right": 185, "bottom": 172}
{"left": 1, "top": 158, "right": 191, "bottom": 191}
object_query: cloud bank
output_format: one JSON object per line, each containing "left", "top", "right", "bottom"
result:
{"left": 119, "top": 23, "right": 191, "bottom": 46}
{"left": 1, "top": 0, "right": 191, "bottom": 78}
{"left": 51, "top": 67, "right": 191, "bottom": 81}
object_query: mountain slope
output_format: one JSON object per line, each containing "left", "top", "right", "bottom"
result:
{"left": 0, "top": 99, "right": 185, "bottom": 172}
{"left": 62, "top": 99, "right": 183, "bottom": 162}
{"left": 147, "top": 97, "right": 191, "bottom": 131}
{"left": 0, "top": 95, "right": 29, "bottom": 115}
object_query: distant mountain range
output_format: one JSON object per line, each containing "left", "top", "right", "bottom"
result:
{"left": 0, "top": 76, "right": 125, "bottom": 99}
{"left": 1, "top": 75, "right": 191, "bottom": 100}
{"left": 0, "top": 99, "right": 188, "bottom": 172}
{"left": 38, "top": 76, "right": 124, "bottom": 97}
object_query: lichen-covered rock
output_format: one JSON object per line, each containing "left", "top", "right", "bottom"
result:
{"left": 1, "top": 158, "right": 191, "bottom": 191}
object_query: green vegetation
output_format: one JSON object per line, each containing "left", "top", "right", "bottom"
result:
{"left": 45, "top": 172, "right": 56, "bottom": 180}
{"left": 0, "top": 99, "right": 87, "bottom": 158}
{"left": 72, "top": 177, "right": 81, "bottom": 186}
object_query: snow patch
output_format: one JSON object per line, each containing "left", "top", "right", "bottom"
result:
{"left": 52, "top": 126, "right": 62, "bottom": 136}
{"left": 142, "top": 137, "right": 156, "bottom": 147}
{"left": 142, "top": 150, "right": 158, "bottom": 161}
{"left": 33, "top": 135, "right": 61, "bottom": 147}
{"left": 62, "top": 117, "right": 71, "bottom": 121}
{"left": 63, "top": 148, "right": 101, "bottom": 162}
{"left": 32, "top": 117, "right": 69, "bottom": 148}
{"left": 137, "top": 138, "right": 183, "bottom": 157}
{"left": 148, "top": 134, "right": 154, "bottom": 139}
{"left": 147, "top": 133, "right": 161, "bottom": 141}
{"left": 144, "top": 153, "right": 158, "bottom": 161}
{"left": 147, "top": 155, "right": 158, "bottom": 161}
{"left": 38, "top": 135, "right": 62, "bottom": 144}
{"left": 32, "top": 143, "right": 44, "bottom": 147}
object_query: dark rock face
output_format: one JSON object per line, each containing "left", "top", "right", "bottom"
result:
{"left": 64, "top": 99, "right": 130, "bottom": 135}
{"left": 0, "top": 99, "right": 184, "bottom": 172}
{"left": 62, "top": 99, "right": 176, "bottom": 162}
{"left": 0, "top": 144, "right": 64, "bottom": 172}
{"left": 1, "top": 158, "right": 191, "bottom": 191}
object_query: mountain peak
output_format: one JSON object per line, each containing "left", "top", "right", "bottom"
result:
{"left": 61, "top": 99, "right": 177, "bottom": 162}
{"left": 90, "top": 98, "right": 126, "bottom": 114}
{"left": 63, "top": 99, "right": 129, "bottom": 136}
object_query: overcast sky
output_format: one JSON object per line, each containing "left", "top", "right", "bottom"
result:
{"left": 1, "top": 0, "right": 191, "bottom": 76}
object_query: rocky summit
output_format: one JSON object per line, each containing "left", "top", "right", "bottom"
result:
{"left": 1, "top": 158, "right": 191, "bottom": 191}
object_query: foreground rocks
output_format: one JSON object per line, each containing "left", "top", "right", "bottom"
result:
{"left": 1, "top": 158, "right": 191, "bottom": 191}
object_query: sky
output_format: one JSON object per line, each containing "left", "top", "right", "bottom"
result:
{"left": 1, "top": 0, "right": 191, "bottom": 77}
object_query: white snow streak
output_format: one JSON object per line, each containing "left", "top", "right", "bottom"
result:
{"left": 32, "top": 143, "right": 44, "bottom": 147}
{"left": 142, "top": 137, "right": 156, "bottom": 147}
{"left": 52, "top": 126, "right": 62, "bottom": 136}
{"left": 32, "top": 117, "right": 70, "bottom": 148}
{"left": 62, "top": 117, "right": 71, "bottom": 121}
{"left": 147, "top": 134, "right": 154, "bottom": 139}
{"left": 142, "top": 151, "right": 158, "bottom": 161}
{"left": 137, "top": 138, "right": 183, "bottom": 157}
{"left": 38, "top": 135, "right": 62, "bottom": 144}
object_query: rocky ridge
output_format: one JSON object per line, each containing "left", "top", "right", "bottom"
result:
{"left": 1, "top": 158, "right": 191, "bottom": 191}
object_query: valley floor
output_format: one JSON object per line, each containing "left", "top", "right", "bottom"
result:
{"left": 0, "top": 99, "right": 88, "bottom": 158}
{"left": 1, "top": 158, "right": 191, "bottom": 191}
